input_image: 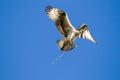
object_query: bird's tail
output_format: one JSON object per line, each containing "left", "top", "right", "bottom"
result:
{"left": 57, "top": 38, "right": 76, "bottom": 51}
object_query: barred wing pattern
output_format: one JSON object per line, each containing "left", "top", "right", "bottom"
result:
{"left": 45, "top": 6, "right": 75, "bottom": 37}
{"left": 77, "top": 24, "right": 96, "bottom": 43}
{"left": 45, "top": 6, "right": 96, "bottom": 51}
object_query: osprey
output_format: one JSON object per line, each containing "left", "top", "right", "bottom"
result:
{"left": 45, "top": 6, "right": 96, "bottom": 51}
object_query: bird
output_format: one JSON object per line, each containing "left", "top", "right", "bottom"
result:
{"left": 45, "top": 6, "right": 96, "bottom": 51}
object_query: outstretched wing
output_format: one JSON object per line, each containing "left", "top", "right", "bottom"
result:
{"left": 45, "top": 6, "right": 75, "bottom": 37}
{"left": 77, "top": 24, "right": 96, "bottom": 43}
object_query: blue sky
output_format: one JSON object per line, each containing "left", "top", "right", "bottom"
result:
{"left": 1, "top": 0, "right": 120, "bottom": 80}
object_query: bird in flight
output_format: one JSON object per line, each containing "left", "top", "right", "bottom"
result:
{"left": 45, "top": 6, "right": 96, "bottom": 51}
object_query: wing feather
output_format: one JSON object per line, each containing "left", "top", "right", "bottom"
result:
{"left": 45, "top": 6, "right": 75, "bottom": 36}
{"left": 77, "top": 24, "right": 96, "bottom": 43}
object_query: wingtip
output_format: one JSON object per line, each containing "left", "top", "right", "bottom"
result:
{"left": 91, "top": 40, "right": 98, "bottom": 45}
{"left": 94, "top": 41, "right": 98, "bottom": 45}
{"left": 90, "top": 38, "right": 96, "bottom": 44}
{"left": 45, "top": 5, "right": 53, "bottom": 12}
{"left": 45, "top": 5, "right": 53, "bottom": 10}
{"left": 93, "top": 41, "right": 96, "bottom": 44}
{"left": 46, "top": 5, "right": 52, "bottom": 8}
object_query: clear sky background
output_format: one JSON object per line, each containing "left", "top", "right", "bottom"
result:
{"left": 1, "top": 0, "right": 120, "bottom": 80}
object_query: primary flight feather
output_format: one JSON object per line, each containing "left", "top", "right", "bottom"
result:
{"left": 45, "top": 6, "right": 96, "bottom": 51}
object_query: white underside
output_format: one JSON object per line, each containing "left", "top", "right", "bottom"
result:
{"left": 67, "top": 29, "right": 78, "bottom": 42}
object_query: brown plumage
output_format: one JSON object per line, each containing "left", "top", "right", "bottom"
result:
{"left": 45, "top": 6, "right": 96, "bottom": 51}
